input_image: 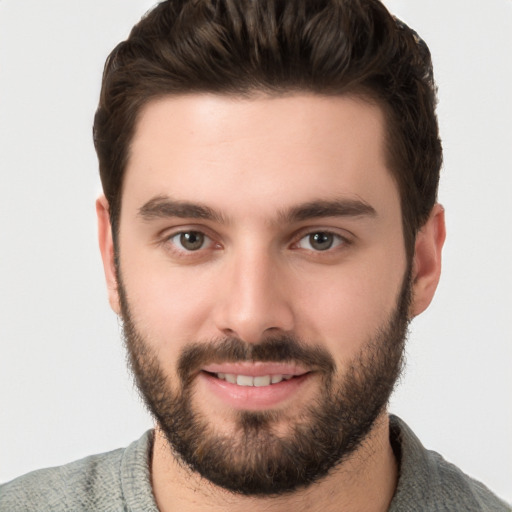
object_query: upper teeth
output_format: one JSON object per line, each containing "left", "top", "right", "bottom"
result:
{"left": 215, "top": 373, "right": 293, "bottom": 387}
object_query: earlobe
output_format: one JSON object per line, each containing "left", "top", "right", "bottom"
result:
{"left": 409, "top": 203, "right": 446, "bottom": 317}
{"left": 96, "top": 195, "right": 121, "bottom": 315}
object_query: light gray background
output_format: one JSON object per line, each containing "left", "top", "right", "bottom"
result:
{"left": 1, "top": 0, "right": 511, "bottom": 503}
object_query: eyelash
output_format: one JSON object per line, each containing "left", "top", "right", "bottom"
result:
{"left": 167, "top": 231, "right": 217, "bottom": 253}
{"left": 160, "top": 228, "right": 352, "bottom": 257}
{"left": 293, "top": 231, "right": 348, "bottom": 252}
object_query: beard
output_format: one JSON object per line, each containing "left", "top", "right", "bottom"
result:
{"left": 117, "top": 269, "right": 411, "bottom": 496}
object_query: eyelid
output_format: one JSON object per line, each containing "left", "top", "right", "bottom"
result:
{"left": 292, "top": 226, "right": 353, "bottom": 244}
{"left": 158, "top": 223, "right": 217, "bottom": 241}
{"left": 170, "top": 231, "right": 213, "bottom": 251}
{"left": 289, "top": 228, "right": 354, "bottom": 256}
{"left": 156, "top": 224, "right": 353, "bottom": 255}
{"left": 158, "top": 225, "right": 222, "bottom": 254}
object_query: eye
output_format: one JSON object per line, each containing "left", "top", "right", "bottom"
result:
{"left": 169, "top": 231, "right": 211, "bottom": 251}
{"left": 296, "top": 231, "right": 345, "bottom": 251}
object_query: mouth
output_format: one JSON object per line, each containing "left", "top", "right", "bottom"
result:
{"left": 207, "top": 372, "right": 295, "bottom": 387}
{"left": 199, "top": 363, "right": 313, "bottom": 410}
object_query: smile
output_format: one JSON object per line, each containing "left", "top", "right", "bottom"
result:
{"left": 199, "top": 365, "right": 312, "bottom": 410}
{"left": 211, "top": 373, "right": 294, "bottom": 386}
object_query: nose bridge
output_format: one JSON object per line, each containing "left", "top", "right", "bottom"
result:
{"left": 214, "top": 241, "right": 294, "bottom": 343}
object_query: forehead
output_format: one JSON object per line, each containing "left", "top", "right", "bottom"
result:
{"left": 123, "top": 93, "right": 399, "bottom": 222}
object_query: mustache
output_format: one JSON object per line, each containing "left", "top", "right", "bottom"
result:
{"left": 178, "top": 334, "right": 335, "bottom": 383}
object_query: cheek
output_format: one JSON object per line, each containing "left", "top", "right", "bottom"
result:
{"left": 119, "top": 256, "right": 216, "bottom": 356}
{"left": 293, "top": 248, "right": 406, "bottom": 360}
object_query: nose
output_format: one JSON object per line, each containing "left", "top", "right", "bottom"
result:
{"left": 212, "top": 247, "right": 295, "bottom": 343}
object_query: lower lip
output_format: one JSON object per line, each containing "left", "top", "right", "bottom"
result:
{"left": 199, "top": 371, "right": 311, "bottom": 410}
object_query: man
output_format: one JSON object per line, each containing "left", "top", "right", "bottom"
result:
{"left": 0, "top": 0, "right": 509, "bottom": 510}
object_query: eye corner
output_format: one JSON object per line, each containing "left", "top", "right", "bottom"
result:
{"left": 157, "top": 227, "right": 222, "bottom": 260}
{"left": 293, "top": 230, "right": 349, "bottom": 252}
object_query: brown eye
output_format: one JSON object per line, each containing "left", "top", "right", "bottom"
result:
{"left": 173, "top": 231, "right": 206, "bottom": 251}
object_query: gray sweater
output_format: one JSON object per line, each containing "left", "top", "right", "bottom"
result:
{"left": 0, "top": 416, "right": 509, "bottom": 511}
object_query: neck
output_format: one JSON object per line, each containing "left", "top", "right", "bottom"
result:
{"left": 151, "top": 412, "right": 398, "bottom": 512}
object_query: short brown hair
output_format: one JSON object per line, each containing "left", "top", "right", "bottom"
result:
{"left": 93, "top": 0, "right": 442, "bottom": 258}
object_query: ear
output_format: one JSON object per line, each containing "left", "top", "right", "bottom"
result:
{"left": 410, "top": 203, "right": 446, "bottom": 317}
{"left": 96, "top": 195, "right": 121, "bottom": 315}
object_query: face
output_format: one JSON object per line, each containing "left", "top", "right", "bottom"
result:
{"left": 100, "top": 94, "right": 421, "bottom": 495}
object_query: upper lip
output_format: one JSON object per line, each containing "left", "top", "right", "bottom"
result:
{"left": 202, "top": 362, "right": 310, "bottom": 377}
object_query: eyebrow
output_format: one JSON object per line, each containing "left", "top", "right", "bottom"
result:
{"left": 138, "top": 195, "right": 376, "bottom": 224}
{"left": 138, "top": 196, "right": 226, "bottom": 223}
{"left": 278, "top": 198, "right": 377, "bottom": 224}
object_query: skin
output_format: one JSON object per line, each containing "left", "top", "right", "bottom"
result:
{"left": 97, "top": 93, "right": 445, "bottom": 512}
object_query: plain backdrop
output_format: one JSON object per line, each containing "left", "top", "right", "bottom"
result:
{"left": 1, "top": 0, "right": 511, "bottom": 503}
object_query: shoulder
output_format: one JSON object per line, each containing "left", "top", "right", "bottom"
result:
{"left": 429, "top": 449, "right": 510, "bottom": 510}
{"left": 389, "top": 415, "right": 511, "bottom": 512}
{"left": 0, "top": 448, "right": 126, "bottom": 512}
{"left": 0, "top": 431, "right": 156, "bottom": 512}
